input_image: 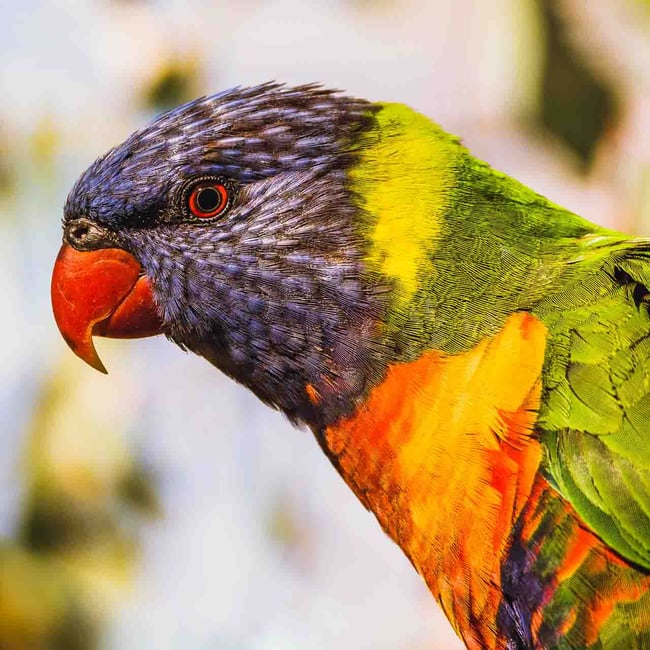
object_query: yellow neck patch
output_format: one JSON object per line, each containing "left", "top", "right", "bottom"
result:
{"left": 350, "top": 103, "right": 460, "bottom": 304}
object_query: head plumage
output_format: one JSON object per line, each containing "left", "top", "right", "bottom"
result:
{"left": 64, "top": 83, "right": 375, "bottom": 228}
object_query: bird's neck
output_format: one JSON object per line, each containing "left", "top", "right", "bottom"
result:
{"left": 317, "top": 311, "right": 547, "bottom": 648}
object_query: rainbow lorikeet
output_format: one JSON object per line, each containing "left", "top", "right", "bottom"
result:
{"left": 51, "top": 84, "right": 650, "bottom": 649}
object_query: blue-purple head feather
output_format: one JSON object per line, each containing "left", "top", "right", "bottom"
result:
{"left": 62, "top": 83, "right": 390, "bottom": 427}
{"left": 65, "top": 83, "right": 374, "bottom": 228}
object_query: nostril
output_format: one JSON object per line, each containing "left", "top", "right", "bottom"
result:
{"left": 64, "top": 218, "right": 110, "bottom": 251}
{"left": 70, "top": 223, "right": 89, "bottom": 242}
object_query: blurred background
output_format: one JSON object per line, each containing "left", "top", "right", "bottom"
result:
{"left": 1, "top": 0, "right": 649, "bottom": 648}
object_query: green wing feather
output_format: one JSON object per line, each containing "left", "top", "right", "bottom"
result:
{"left": 536, "top": 241, "right": 650, "bottom": 569}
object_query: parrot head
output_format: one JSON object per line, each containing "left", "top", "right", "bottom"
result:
{"left": 52, "top": 84, "right": 393, "bottom": 427}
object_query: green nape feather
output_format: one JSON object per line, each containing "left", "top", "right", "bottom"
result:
{"left": 352, "top": 102, "right": 604, "bottom": 357}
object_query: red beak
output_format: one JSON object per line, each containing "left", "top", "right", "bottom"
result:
{"left": 51, "top": 244, "right": 164, "bottom": 373}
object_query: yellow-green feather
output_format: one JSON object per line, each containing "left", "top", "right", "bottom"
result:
{"left": 350, "top": 103, "right": 459, "bottom": 307}
{"left": 346, "top": 101, "right": 650, "bottom": 644}
{"left": 351, "top": 100, "right": 650, "bottom": 574}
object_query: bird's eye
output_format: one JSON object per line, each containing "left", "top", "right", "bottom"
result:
{"left": 188, "top": 182, "right": 230, "bottom": 219}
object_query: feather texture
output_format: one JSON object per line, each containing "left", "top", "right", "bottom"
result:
{"left": 59, "top": 84, "right": 650, "bottom": 649}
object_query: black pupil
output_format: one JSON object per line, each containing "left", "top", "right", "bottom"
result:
{"left": 196, "top": 186, "right": 222, "bottom": 213}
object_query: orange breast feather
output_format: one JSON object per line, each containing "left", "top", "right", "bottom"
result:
{"left": 324, "top": 312, "right": 547, "bottom": 648}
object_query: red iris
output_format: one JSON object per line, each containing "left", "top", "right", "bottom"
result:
{"left": 188, "top": 182, "right": 229, "bottom": 219}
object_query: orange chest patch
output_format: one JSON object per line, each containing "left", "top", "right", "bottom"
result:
{"left": 324, "top": 312, "right": 547, "bottom": 648}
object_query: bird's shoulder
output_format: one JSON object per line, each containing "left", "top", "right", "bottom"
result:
{"left": 536, "top": 237, "right": 650, "bottom": 569}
